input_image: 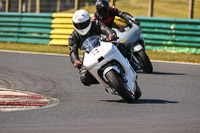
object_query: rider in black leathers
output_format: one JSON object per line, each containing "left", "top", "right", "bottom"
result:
{"left": 93, "top": 0, "right": 140, "bottom": 28}
{"left": 69, "top": 10, "right": 127, "bottom": 86}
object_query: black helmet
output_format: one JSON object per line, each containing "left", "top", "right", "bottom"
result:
{"left": 96, "top": 0, "right": 110, "bottom": 17}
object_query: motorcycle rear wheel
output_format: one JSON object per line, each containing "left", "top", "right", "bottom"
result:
{"left": 105, "top": 70, "right": 135, "bottom": 103}
{"left": 136, "top": 50, "right": 153, "bottom": 73}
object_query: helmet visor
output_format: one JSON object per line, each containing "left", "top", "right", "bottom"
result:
{"left": 73, "top": 19, "right": 90, "bottom": 30}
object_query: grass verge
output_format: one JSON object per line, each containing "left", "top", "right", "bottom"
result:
{"left": 0, "top": 42, "right": 199, "bottom": 64}
{"left": 63, "top": 0, "right": 200, "bottom": 19}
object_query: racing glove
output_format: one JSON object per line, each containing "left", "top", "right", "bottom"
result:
{"left": 74, "top": 60, "right": 82, "bottom": 69}
{"left": 108, "top": 33, "right": 118, "bottom": 41}
{"left": 131, "top": 17, "right": 140, "bottom": 26}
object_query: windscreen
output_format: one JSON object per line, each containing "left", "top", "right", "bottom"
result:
{"left": 82, "top": 35, "right": 101, "bottom": 53}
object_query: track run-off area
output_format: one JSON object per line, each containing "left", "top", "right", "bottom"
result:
{"left": 0, "top": 50, "right": 200, "bottom": 133}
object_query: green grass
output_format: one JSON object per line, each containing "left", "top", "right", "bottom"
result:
{"left": 64, "top": 0, "right": 200, "bottom": 19}
{"left": 0, "top": 42, "right": 199, "bottom": 64}
{"left": 0, "top": 42, "right": 70, "bottom": 54}
{"left": 146, "top": 50, "right": 200, "bottom": 63}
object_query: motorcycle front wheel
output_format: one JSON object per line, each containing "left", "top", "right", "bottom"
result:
{"left": 105, "top": 70, "right": 135, "bottom": 103}
{"left": 135, "top": 84, "right": 142, "bottom": 100}
{"left": 136, "top": 50, "right": 153, "bottom": 73}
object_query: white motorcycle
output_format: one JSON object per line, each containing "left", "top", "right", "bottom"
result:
{"left": 82, "top": 35, "right": 141, "bottom": 103}
{"left": 114, "top": 21, "right": 153, "bottom": 73}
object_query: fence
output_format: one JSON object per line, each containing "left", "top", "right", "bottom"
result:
{"left": 137, "top": 17, "right": 200, "bottom": 53}
{"left": 0, "top": 12, "right": 199, "bottom": 54}
{"left": 0, "top": 0, "right": 198, "bottom": 19}
{"left": 0, "top": 0, "right": 96, "bottom": 13}
{"left": 0, "top": 12, "right": 73, "bottom": 45}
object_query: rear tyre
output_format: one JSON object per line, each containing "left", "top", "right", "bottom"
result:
{"left": 136, "top": 50, "right": 153, "bottom": 73}
{"left": 105, "top": 70, "right": 135, "bottom": 103}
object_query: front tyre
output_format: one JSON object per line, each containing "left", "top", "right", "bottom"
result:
{"left": 135, "top": 84, "right": 142, "bottom": 100}
{"left": 105, "top": 70, "right": 135, "bottom": 103}
{"left": 136, "top": 50, "right": 153, "bottom": 73}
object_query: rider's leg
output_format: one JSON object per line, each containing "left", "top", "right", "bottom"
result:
{"left": 80, "top": 67, "right": 99, "bottom": 86}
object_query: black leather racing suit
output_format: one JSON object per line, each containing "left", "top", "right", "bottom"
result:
{"left": 68, "top": 20, "right": 123, "bottom": 86}
{"left": 93, "top": 6, "right": 137, "bottom": 28}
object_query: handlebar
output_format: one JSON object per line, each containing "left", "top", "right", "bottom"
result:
{"left": 100, "top": 35, "right": 119, "bottom": 42}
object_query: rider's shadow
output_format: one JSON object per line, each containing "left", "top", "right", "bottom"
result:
{"left": 102, "top": 99, "right": 179, "bottom": 104}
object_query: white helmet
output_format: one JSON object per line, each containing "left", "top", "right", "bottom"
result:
{"left": 72, "top": 10, "right": 92, "bottom": 35}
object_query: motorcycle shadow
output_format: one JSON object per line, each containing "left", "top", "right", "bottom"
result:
{"left": 137, "top": 71, "right": 186, "bottom": 75}
{"left": 102, "top": 99, "right": 179, "bottom": 104}
{"left": 134, "top": 99, "right": 179, "bottom": 104}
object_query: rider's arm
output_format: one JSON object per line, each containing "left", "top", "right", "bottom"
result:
{"left": 68, "top": 32, "right": 81, "bottom": 67}
{"left": 95, "top": 20, "right": 115, "bottom": 36}
{"left": 95, "top": 20, "right": 117, "bottom": 41}
{"left": 111, "top": 6, "right": 140, "bottom": 26}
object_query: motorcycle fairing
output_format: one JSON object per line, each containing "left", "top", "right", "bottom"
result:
{"left": 114, "top": 22, "right": 141, "bottom": 45}
{"left": 83, "top": 41, "right": 137, "bottom": 92}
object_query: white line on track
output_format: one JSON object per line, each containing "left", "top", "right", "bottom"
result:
{"left": 0, "top": 50, "right": 200, "bottom": 66}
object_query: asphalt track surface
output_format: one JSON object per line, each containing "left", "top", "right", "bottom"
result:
{"left": 0, "top": 51, "right": 200, "bottom": 133}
